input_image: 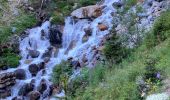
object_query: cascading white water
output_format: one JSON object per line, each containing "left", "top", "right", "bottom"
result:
{"left": 1, "top": 0, "right": 117, "bottom": 99}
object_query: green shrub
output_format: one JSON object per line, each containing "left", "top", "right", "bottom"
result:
{"left": 51, "top": 14, "right": 65, "bottom": 25}
{"left": 67, "top": 65, "right": 106, "bottom": 99}
{"left": 103, "top": 29, "right": 129, "bottom": 64}
{"left": 52, "top": 61, "right": 73, "bottom": 85}
{"left": 145, "top": 11, "right": 170, "bottom": 48}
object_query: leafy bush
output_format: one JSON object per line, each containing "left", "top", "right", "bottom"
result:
{"left": 145, "top": 11, "right": 170, "bottom": 48}
{"left": 67, "top": 65, "right": 106, "bottom": 99}
{"left": 52, "top": 61, "right": 73, "bottom": 85}
{"left": 103, "top": 29, "right": 129, "bottom": 64}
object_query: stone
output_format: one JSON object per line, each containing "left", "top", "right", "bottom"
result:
{"left": 71, "top": 61, "right": 81, "bottom": 69}
{"left": 0, "top": 72, "right": 16, "bottom": 92}
{"left": 84, "top": 27, "right": 92, "bottom": 36}
{"left": 71, "top": 5, "right": 102, "bottom": 19}
{"left": 28, "top": 49, "right": 40, "bottom": 58}
{"left": 38, "top": 62, "right": 45, "bottom": 70}
{"left": 112, "top": 1, "right": 124, "bottom": 8}
{"left": 18, "top": 83, "right": 34, "bottom": 96}
{"left": 49, "top": 25, "right": 62, "bottom": 46}
{"left": 0, "top": 88, "right": 11, "bottom": 98}
{"left": 14, "top": 69, "right": 26, "bottom": 80}
{"left": 98, "top": 23, "right": 108, "bottom": 31}
{"left": 28, "top": 64, "right": 40, "bottom": 76}
{"left": 38, "top": 79, "right": 47, "bottom": 94}
{"left": 42, "top": 47, "right": 53, "bottom": 58}
{"left": 28, "top": 91, "right": 41, "bottom": 100}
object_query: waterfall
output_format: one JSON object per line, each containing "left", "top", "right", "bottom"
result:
{"left": 1, "top": 0, "right": 117, "bottom": 99}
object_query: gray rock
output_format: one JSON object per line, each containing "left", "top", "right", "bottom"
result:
{"left": 28, "top": 64, "right": 40, "bottom": 76}
{"left": 38, "top": 79, "right": 47, "bottom": 94}
{"left": 18, "top": 83, "right": 34, "bottom": 96}
{"left": 28, "top": 50, "right": 40, "bottom": 58}
{"left": 112, "top": 1, "right": 124, "bottom": 8}
{"left": 49, "top": 25, "right": 62, "bottom": 46}
{"left": 14, "top": 69, "right": 26, "bottom": 80}
{"left": 28, "top": 91, "right": 41, "bottom": 100}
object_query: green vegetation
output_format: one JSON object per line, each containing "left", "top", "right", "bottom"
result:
{"left": 145, "top": 11, "right": 170, "bottom": 48}
{"left": 52, "top": 61, "right": 73, "bottom": 85}
{"left": 0, "top": 1, "right": 37, "bottom": 69}
{"left": 0, "top": 48, "right": 21, "bottom": 68}
{"left": 103, "top": 29, "right": 129, "bottom": 64}
{"left": 61, "top": 11, "right": 170, "bottom": 99}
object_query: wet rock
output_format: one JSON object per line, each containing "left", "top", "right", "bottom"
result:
{"left": 65, "top": 40, "right": 76, "bottom": 54}
{"left": 28, "top": 64, "right": 39, "bottom": 76}
{"left": 112, "top": 1, "right": 124, "bottom": 8}
{"left": 83, "top": 27, "right": 92, "bottom": 43}
{"left": 49, "top": 25, "right": 62, "bottom": 46}
{"left": 12, "top": 96, "right": 24, "bottom": 100}
{"left": 38, "top": 79, "right": 47, "bottom": 94}
{"left": 0, "top": 88, "right": 11, "bottom": 98}
{"left": 71, "top": 60, "right": 81, "bottom": 69}
{"left": 155, "top": 0, "right": 164, "bottom": 2}
{"left": 0, "top": 72, "right": 16, "bottom": 98}
{"left": 42, "top": 47, "right": 53, "bottom": 58}
{"left": 24, "top": 59, "right": 33, "bottom": 64}
{"left": 0, "top": 72, "right": 16, "bottom": 89}
{"left": 84, "top": 27, "right": 92, "bottom": 36}
{"left": 43, "top": 57, "right": 50, "bottom": 63}
{"left": 71, "top": 5, "right": 102, "bottom": 19}
{"left": 38, "top": 62, "right": 45, "bottom": 70}
{"left": 28, "top": 49, "right": 40, "bottom": 58}
{"left": 28, "top": 91, "right": 41, "bottom": 100}
{"left": 98, "top": 23, "right": 108, "bottom": 31}
{"left": 49, "top": 84, "right": 61, "bottom": 96}
{"left": 14, "top": 69, "right": 26, "bottom": 80}
{"left": 18, "top": 83, "right": 34, "bottom": 96}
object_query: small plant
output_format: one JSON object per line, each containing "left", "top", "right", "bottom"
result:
{"left": 52, "top": 61, "right": 73, "bottom": 85}
{"left": 103, "top": 29, "right": 129, "bottom": 65}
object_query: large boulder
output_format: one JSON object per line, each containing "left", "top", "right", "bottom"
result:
{"left": 28, "top": 91, "right": 41, "bottom": 100}
{"left": 14, "top": 69, "right": 26, "bottom": 80}
{"left": 28, "top": 64, "right": 40, "bottom": 76}
{"left": 71, "top": 5, "right": 102, "bottom": 19}
{"left": 0, "top": 72, "right": 16, "bottom": 89}
{"left": 18, "top": 83, "right": 34, "bottom": 96}
{"left": 0, "top": 88, "right": 11, "bottom": 98}
{"left": 0, "top": 72, "right": 16, "bottom": 98}
{"left": 49, "top": 25, "right": 62, "bottom": 46}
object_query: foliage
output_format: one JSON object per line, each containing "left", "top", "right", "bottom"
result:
{"left": 0, "top": 48, "right": 21, "bottom": 68}
{"left": 145, "top": 11, "right": 170, "bottom": 48}
{"left": 67, "top": 65, "right": 105, "bottom": 99}
{"left": 52, "top": 61, "right": 73, "bottom": 85}
{"left": 103, "top": 29, "right": 129, "bottom": 64}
